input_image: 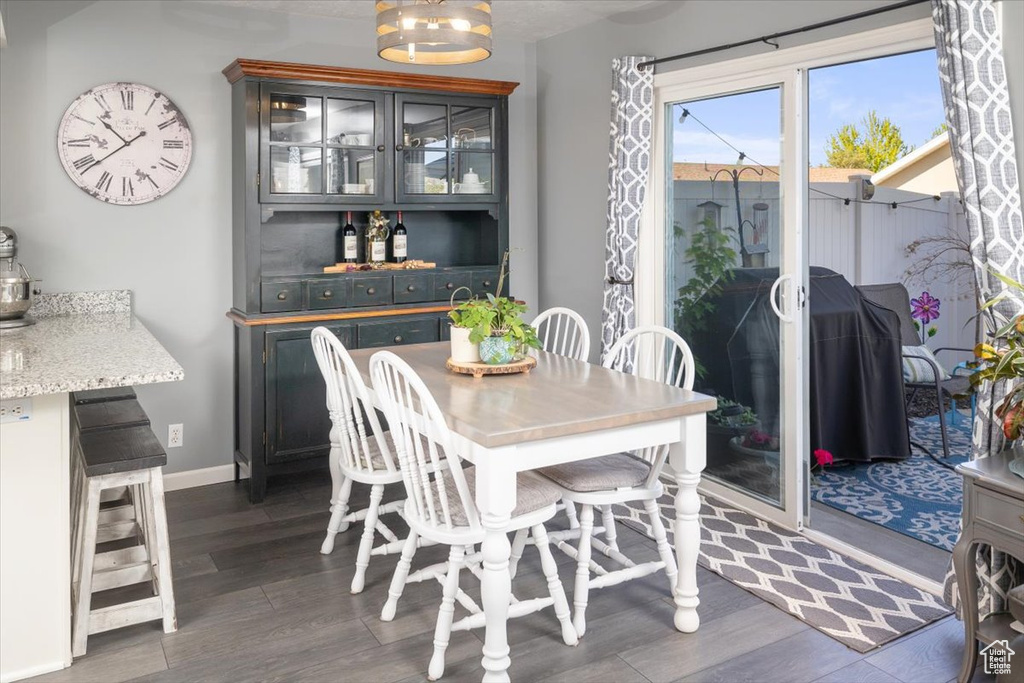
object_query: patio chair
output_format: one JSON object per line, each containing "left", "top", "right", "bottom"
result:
{"left": 855, "top": 283, "right": 974, "bottom": 462}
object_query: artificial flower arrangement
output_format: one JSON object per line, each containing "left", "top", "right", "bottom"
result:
{"left": 971, "top": 273, "right": 1024, "bottom": 440}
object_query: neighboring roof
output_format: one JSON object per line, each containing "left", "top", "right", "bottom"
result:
{"left": 872, "top": 132, "right": 950, "bottom": 185}
{"left": 672, "top": 163, "right": 871, "bottom": 183}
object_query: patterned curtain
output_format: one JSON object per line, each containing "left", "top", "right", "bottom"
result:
{"left": 932, "top": 0, "right": 1023, "bottom": 618}
{"left": 601, "top": 56, "right": 654, "bottom": 361}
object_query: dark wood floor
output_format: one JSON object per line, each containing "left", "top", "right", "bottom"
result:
{"left": 34, "top": 472, "right": 995, "bottom": 683}
{"left": 809, "top": 501, "right": 952, "bottom": 584}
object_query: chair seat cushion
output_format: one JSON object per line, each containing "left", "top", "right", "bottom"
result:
{"left": 341, "top": 431, "right": 398, "bottom": 473}
{"left": 902, "top": 344, "right": 950, "bottom": 384}
{"left": 442, "top": 470, "right": 561, "bottom": 527}
{"left": 538, "top": 453, "right": 652, "bottom": 493}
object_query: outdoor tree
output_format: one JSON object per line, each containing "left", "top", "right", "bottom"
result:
{"left": 929, "top": 122, "right": 949, "bottom": 140}
{"left": 824, "top": 110, "right": 912, "bottom": 172}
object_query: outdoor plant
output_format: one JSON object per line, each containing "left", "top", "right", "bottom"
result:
{"left": 971, "top": 272, "right": 1024, "bottom": 440}
{"left": 740, "top": 429, "right": 779, "bottom": 452}
{"left": 708, "top": 398, "right": 757, "bottom": 428}
{"left": 673, "top": 215, "right": 738, "bottom": 377}
{"left": 448, "top": 251, "right": 540, "bottom": 350}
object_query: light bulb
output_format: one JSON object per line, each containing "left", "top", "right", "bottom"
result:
{"left": 402, "top": 17, "right": 416, "bottom": 30}
{"left": 451, "top": 18, "right": 471, "bottom": 31}
{"left": 427, "top": 18, "right": 439, "bottom": 29}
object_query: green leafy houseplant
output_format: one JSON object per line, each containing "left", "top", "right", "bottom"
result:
{"left": 673, "top": 215, "right": 738, "bottom": 377}
{"left": 448, "top": 251, "right": 540, "bottom": 357}
{"left": 971, "top": 272, "right": 1024, "bottom": 440}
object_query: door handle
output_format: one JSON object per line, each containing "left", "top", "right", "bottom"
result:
{"left": 769, "top": 274, "right": 794, "bottom": 324}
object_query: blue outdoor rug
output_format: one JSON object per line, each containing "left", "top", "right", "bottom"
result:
{"left": 810, "top": 415, "right": 971, "bottom": 552}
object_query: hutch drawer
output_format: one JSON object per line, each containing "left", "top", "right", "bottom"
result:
{"left": 261, "top": 281, "right": 303, "bottom": 313}
{"left": 435, "top": 272, "right": 473, "bottom": 300}
{"left": 307, "top": 278, "right": 351, "bottom": 310}
{"left": 394, "top": 273, "right": 434, "bottom": 303}
{"left": 351, "top": 275, "right": 393, "bottom": 306}
{"left": 358, "top": 316, "right": 442, "bottom": 348}
{"left": 472, "top": 268, "right": 500, "bottom": 298}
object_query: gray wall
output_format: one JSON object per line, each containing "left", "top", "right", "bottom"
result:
{"left": 534, "top": 0, "right": 1024, "bottom": 361}
{"left": 0, "top": 0, "right": 538, "bottom": 474}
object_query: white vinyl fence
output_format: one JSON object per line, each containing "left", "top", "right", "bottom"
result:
{"left": 670, "top": 179, "right": 976, "bottom": 353}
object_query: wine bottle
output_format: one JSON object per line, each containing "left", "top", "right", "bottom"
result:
{"left": 342, "top": 212, "right": 358, "bottom": 263}
{"left": 392, "top": 211, "right": 408, "bottom": 263}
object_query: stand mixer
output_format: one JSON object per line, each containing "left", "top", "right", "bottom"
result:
{"left": 0, "top": 226, "right": 41, "bottom": 329}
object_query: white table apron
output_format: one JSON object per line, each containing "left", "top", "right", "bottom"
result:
{"left": 363, "top": 383, "right": 707, "bottom": 683}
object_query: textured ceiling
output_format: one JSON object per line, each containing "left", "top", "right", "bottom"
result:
{"left": 207, "top": 0, "right": 660, "bottom": 42}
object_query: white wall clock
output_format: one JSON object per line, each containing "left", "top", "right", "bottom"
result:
{"left": 57, "top": 82, "right": 193, "bottom": 205}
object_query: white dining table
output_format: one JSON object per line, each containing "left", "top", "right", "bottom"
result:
{"left": 348, "top": 342, "right": 716, "bottom": 683}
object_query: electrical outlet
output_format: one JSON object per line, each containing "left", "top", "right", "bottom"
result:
{"left": 168, "top": 423, "right": 183, "bottom": 448}
{"left": 0, "top": 398, "right": 32, "bottom": 423}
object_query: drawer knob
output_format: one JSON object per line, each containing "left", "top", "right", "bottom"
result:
{"left": 321, "top": 290, "right": 333, "bottom": 299}
{"left": 377, "top": 144, "right": 385, "bottom": 152}
{"left": 277, "top": 292, "right": 288, "bottom": 300}
{"left": 407, "top": 285, "right": 416, "bottom": 292}
{"left": 445, "top": 282, "right": 454, "bottom": 290}
{"left": 367, "top": 287, "right": 376, "bottom": 295}
{"left": 394, "top": 335, "right": 403, "bottom": 344}
{"left": 482, "top": 280, "right": 492, "bottom": 287}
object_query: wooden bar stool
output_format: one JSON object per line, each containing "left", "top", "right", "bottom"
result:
{"left": 71, "top": 408, "right": 176, "bottom": 657}
{"left": 73, "top": 386, "right": 138, "bottom": 404}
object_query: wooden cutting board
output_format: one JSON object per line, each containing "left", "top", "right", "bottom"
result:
{"left": 323, "top": 260, "right": 437, "bottom": 273}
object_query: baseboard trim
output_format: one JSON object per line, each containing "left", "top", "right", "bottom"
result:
{"left": 164, "top": 464, "right": 244, "bottom": 492}
{"left": 1, "top": 658, "right": 67, "bottom": 683}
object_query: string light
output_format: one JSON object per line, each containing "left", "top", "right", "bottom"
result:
{"left": 676, "top": 106, "right": 943, "bottom": 208}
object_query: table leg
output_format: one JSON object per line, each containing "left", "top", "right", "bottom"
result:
{"left": 952, "top": 536, "right": 979, "bottom": 683}
{"left": 668, "top": 413, "right": 706, "bottom": 633}
{"left": 474, "top": 448, "right": 516, "bottom": 683}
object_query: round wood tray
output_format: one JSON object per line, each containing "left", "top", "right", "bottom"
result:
{"left": 446, "top": 355, "right": 536, "bottom": 379}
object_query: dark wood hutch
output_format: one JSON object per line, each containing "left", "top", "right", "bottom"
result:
{"left": 224, "top": 59, "right": 517, "bottom": 502}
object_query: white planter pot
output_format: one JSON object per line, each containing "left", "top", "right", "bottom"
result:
{"left": 450, "top": 325, "right": 481, "bottom": 363}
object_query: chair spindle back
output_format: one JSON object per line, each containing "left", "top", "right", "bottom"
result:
{"left": 532, "top": 307, "right": 591, "bottom": 362}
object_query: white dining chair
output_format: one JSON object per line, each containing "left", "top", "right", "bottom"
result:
{"left": 537, "top": 325, "right": 695, "bottom": 637}
{"left": 311, "top": 327, "right": 411, "bottom": 594}
{"left": 531, "top": 306, "right": 591, "bottom": 531}
{"left": 532, "top": 307, "right": 591, "bottom": 362}
{"left": 370, "top": 350, "right": 578, "bottom": 680}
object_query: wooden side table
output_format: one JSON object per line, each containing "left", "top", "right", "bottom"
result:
{"left": 953, "top": 450, "right": 1024, "bottom": 683}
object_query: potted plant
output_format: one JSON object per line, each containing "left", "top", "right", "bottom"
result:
{"left": 728, "top": 428, "right": 780, "bottom": 471}
{"left": 971, "top": 272, "right": 1024, "bottom": 449}
{"left": 448, "top": 252, "right": 541, "bottom": 365}
{"left": 707, "top": 398, "right": 759, "bottom": 459}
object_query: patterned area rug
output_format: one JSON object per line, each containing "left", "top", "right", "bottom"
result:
{"left": 613, "top": 486, "right": 951, "bottom": 652}
{"left": 811, "top": 416, "right": 971, "bottom": 551}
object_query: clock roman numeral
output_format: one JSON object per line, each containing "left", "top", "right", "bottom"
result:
{"left": 95, "top": 171, "right": 112, "bottom": 193}
{"left": 145, "top": 97, "right": 157, "bottom": 115}
{"left": 93, "top": 93, "right": 111, "bottom": 112}
{"left": 72, "top": 154, "right": 96, "bottom": 171}
{"left": 72, "top": 114, "right": 95, "bottom": 127}
{"left": 122, "top": 177, "right": 134, "bottom": 197}
{"left": 163, "top": 140, "right": 184, "bottom": 149}
{"left": 121, "top": 90, "right": 134, "bottom": 110}
{"left": 147, "top": 175, "right": 160, "bottom": 189}
{"left": 66, "top": 138, "right": 91, "bottom": 147}
{"left": 158, "top": 157, "right": 179, "bottom": 172}
{"left": 157, "top": 117, "right": 177, "bottom": 131}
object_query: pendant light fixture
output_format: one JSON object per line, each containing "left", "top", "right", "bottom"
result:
{"left": 376, "top": 1, "right": 492, "bottom": 65}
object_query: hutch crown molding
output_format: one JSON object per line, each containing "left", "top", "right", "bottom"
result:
{"left": 226, "top": 58, "right": 517, "bottom": 501}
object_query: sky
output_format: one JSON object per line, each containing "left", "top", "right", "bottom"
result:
{"left": 671, "top": 49, "right": 945, "bottom": 168}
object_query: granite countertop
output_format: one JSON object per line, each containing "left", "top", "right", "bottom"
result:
{"left": 0, "top": 291, "right": 184, "bottom": 400}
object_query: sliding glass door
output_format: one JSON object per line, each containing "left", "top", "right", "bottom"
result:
{"left": 653, "top": 69, "right": 808, "bottom": 529}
